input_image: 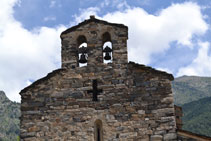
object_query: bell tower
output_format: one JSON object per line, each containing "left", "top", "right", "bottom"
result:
{"left": 60, "top": 16, "right": 128, "bottom": 69}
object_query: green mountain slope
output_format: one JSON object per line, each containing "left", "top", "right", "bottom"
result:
{"left": 172, "top": 76, "right": 211, "bottom": 105}
{"left": 0, "top": 91, "right": 20, "bottom": 141}
{"left": 182, "top": 96, "right": 211, "bottom": 137}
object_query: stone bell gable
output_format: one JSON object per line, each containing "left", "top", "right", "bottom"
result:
{"left": 60, "top": 15, "right": 128, "bottom": 69}
{"left": 20, "top": 16, "right": 177, "bottom": 140}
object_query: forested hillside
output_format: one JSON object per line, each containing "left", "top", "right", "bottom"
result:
{"left": 0, "top": 91, "right": 20, "bottom": 141}
{"left": 172, "top": 76, "right": 211, "bottom": 137}
{"left": 182, "top": 97, "right": 211, "bottom": 137}
{"left": 172, "top": 76, "right": 211, "bottom": 105}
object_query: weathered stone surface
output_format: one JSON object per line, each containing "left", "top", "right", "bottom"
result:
{"left": 163, "top": 133, "right": 177, "bottom": 140}
{"left": 20, "top": 16, "right": 177, "bottom": 141}
{"left": 150, "top": 135, "right": 163, "bottom": 141}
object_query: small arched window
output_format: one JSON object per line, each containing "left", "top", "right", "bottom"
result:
{"left": 102, "top": 32, "right": 112, "bottom": 64}
{"left": 94, "top": 119, "right": 103, "bottom": 141}
{"left": 77, "top": 35, "right": 88, "bottom": 67}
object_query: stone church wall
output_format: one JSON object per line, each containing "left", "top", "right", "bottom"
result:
{"left": 20, "top": 17, "right": 177, "bottom": 141}
{"left": 20, "top": 62, "right": 177, "bottom": 140}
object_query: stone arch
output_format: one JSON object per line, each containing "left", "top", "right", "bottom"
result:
{"left": 102, "top": 32, "right": 112, "bottom": 63}
{"left": 94, "top": 119, "right": 103, "bottom": 141}
{"left": 77, "top": 35, "right": 88, "bottom": 67}
{"left": 102, "top": 32, "right": 111, "bottom": 43}
{"left": 77, "top": 35, "right": 87, "bottom": 46}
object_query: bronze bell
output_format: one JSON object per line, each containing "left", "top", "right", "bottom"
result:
{"left": 79, "top": 53, "right": 87, "bottom": 63}
{"left": 104, "top": 52, "right": 111, "bottom": 60}
{"left": 103, "top": 46, "right": 112, "bottom": 60}
{"left": 78, "top": 46, "right": 88, "bottom": 64}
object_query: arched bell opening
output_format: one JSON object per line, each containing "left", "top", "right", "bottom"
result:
{"left": 94, "top": 119, "right": 103, "bottom": 141}
{"left": 102, "top": 32, "right": 112, "bottom": 64}
{"left": 77, "top": 35, "right": 88, "bottom": 67}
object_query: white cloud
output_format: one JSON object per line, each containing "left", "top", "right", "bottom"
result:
{"left": 72, "top": 7, "right": 100, "bottom": 24}
{"left": 50, "top": 0, "right": 56, "bottom": 8}
{"left": 177, "top": 41, "right": 211, "bottom": 76}
{"left": 100, "top": 0, "right": 130, "bottom": 10}
{"left": 116, "top": 0, "right": 130, "bottom": 10}
{"left": 156, "top": 67, "right": 173, "bottom": 74}
{"left": 0, "top": 0, "right": 66, "bottom": 101}
{"left": 43, "top": 16, "right": 56, "bottom": 22}
{"left": 102, "top": 2, "right": 208, "bottom": 64}
{"left": 100, "top": 0, "right": 110, "bottom": 8}
{"left": 137, "top": 0, "right": 151, "bottom": 6}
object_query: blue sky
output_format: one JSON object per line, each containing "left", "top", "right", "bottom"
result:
{"left": 0, "top": 0, "right": 211, "bottom": 101}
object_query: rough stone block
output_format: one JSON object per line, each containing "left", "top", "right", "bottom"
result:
{"left": 163, "top": 133, "right": 177, "bottom": 140}
{"left": 150, "top": 135, "right": 163, "bottom": 141}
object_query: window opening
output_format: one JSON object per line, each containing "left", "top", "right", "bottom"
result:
{"left": 103, "top": 42, "right": 112, "bottom": 64}
{"left": 94, "top": 120, "right": 103, "bottom": 141}
{"left": 77, "top": 36, "right": 88, "bottom": 67}
{"left": 102, "top": 32, "right": 112, "bottom": 64}
{"left": 97, "top": 126, "right": 100, "bottom": 141}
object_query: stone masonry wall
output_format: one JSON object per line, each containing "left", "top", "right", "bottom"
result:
{"left": 20, "top": 17, "right": 177, "bottom": 141}
{"left": 20, "top": 62, "right": 177, "bottom": 140}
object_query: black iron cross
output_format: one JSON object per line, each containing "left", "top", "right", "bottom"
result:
{"left": 87, "top": 80, "right": 103, "bottom": 101}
